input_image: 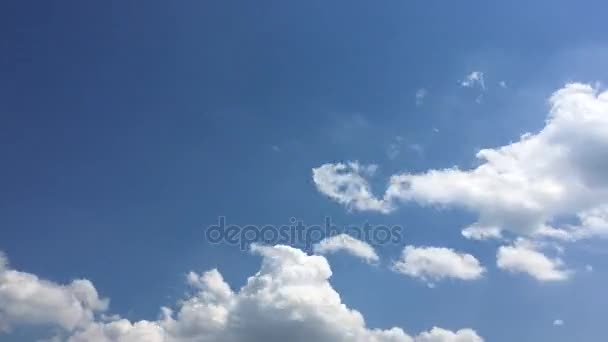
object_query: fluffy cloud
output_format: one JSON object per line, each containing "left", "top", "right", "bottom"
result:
{"left": 496, "top": 239, "right": 571, "bottom": 281}
{"left": 416, "top": 327, "right": 485, "bottom": 342}
{"left": 0, "top": 247, "right": 483, "bottom": 342}
{"left": 313, "top": 84, "right": 608, "bottom": 242}
{"left": 68, "top": 319, "right": 165, "bottom": 342}
{"left": 0, "top": 252, "right": 108, "bottom": 333}
{"left": 393, "top": 246, "right": 485, "bottom": 284}
{"left": 312, "top": 161, "right": 391, "bottom": 213}
{"left": 313, "top": 234, "right": 380, "bottom": 263}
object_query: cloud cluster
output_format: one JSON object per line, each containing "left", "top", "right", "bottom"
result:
{"left": 388, "top": 83, "right": 608, "bottom": 241}
{"left": 312, "top": 83, "right": 608, "bottom": 280}
{"left": 393, "top": 246, "right": 485, "bottom": 285}
{"left": 0, "top": 247, "right": 483, "bottom": 342}
{"left": 313, "top": 83, "right": 608, "bottom": 240}
{"left": 313, "top": 234, "right": 380, "bottom": 263}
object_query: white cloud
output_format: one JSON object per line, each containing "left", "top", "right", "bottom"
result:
{"left": 562, "top": 205, "right": 608, "bottom": 240}
{"left": 313, "top": 83, "right": 608, "bottom": 242}
{"left": 313, "top": 234, "right": 379, "bottom": 263}
{"left": 0, "top": 253, "right": 108, "bottom": 333}
{"left": 499, "top": 81, "right": 507, "bottom": 88}
{"left": 393, "top": 246, "right": 485, "bottom": 284}
{"left": 461, "top": 225, "right": 502, "bottom": 240}
{"left": 312, "top": 161, "right": 392, "bottom": 213}
{"left": 553, "top": 319, "right": 564, "bottom": 326}
{"left": 68, "top": 319, "right": 165, "bottom": 342}
{"left": 0, "top": 247, "right": 484, "bottom": 342}
{"left": 461, "top": 71, "right": 485, "bottom": 90}
{"left": 585, "top": 264, "right": 594, "bottom": 272}
{"left": 496, "top": 239, "right": 571, "bottom": 281}
{"left": 388, "top": 83, "right": 608, "bottom": 240}
{"left": 416, "top": 327, "right": 485, "bottom": 342}
{"left": 416, "top": 88, "right": 428, "bottom": 106}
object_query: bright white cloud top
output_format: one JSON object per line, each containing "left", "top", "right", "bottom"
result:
{"left": 313, "top": 83, "right": 608, "bottom": 242}
{"left": 313, "top": 234, "right": 379, "bottom": 263}
{"left": 496, "top": 239, "right": 571, "bottom": 282}
{"left": 393, "top": 246, "right": 485, "bottom": 283}
{"left": 0, "top": 247, "right": 483, "bottom": 342}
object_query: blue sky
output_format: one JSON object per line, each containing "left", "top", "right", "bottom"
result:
{"left": 1, "top": 1, "right": 608, "bottom": 341}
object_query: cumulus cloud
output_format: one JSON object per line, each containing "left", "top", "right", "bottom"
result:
{"left": 496, "top": 239, "right": 571, "bottom": 281}
{"left": 393, "top": 246, "right": 485, "bottom": 284}
{"left": 553, "top": 319, "right": 564, "bottom": 326}
{"left": 313, "top": 83, "right": 608, "bottom": 242}
{"left": 313, "top": 234, "right": 380, "bottom": 263}
{"left": 0, "top": 253, "right": 108, "bottom": 333}
{"left": 0, "top": 247, "right": 483, "bottom": 342}
{"left": 461, "top": 71, "right": 485, "bottom": 90}
{"left": 416, "top": 327, "right": 485, "bottom": 342}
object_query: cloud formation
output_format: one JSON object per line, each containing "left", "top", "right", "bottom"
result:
{"left": 313, "top": 234, "right": 380, "bottom": 263}
{"left": 0, "top": 248, "right": 483, "bottom": 342}
{"left": 313, "top": 84, "right": 608, "bottom": 242}
{"left": 393, "top": 246, "right": 485, "bottom": 284}
{"left": 0, "top": 252, "right": 108, "bottom": 333}
{"left": 496, "top": 239, "right": 570, "bottom": 281}
{"left": 312, "top": 161, "right": 391, "bottom": 213}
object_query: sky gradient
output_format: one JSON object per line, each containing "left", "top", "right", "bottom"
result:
{"left": 1, "top": 1, "right": 608, "bottom": 341}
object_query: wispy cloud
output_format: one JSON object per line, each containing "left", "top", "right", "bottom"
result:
{"left": 461, "top": 71, "right": 486, "bottom": 90}
{"left": 415, "top": 88, "right": 428, "bottom": 106}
